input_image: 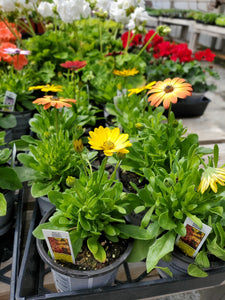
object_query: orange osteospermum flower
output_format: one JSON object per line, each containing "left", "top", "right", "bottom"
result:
{"left": 33, "top": 95, "right": 76, "bottom": 110}
{"left": 147, "top": 77, "right": 193, "bottom": 109}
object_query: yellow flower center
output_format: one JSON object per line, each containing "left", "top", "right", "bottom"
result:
{"left": 103, "top": 140, "right": 114, "bottom": 150}
{"left": 164, "top": 85, "right": 174, "bottom": 93}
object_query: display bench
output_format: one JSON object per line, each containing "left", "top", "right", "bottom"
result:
{"left": 15, "top": 196, "right": 225, "bottom": 300}
{"left": 189, "top": 22, "right": 225, "bottom": 52}
{"left": 149, "top": 15, "right": 225, "bottom": 52}
{"left": 158, "top": 17, "right": 195, "bottom": 42}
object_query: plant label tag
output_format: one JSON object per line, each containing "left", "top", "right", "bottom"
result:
{"left": 42, "top": 229, "right": 75, "bottom": 264}
{"left": 175, "top": 217, "right": 212, "bottom": 258}
{"left": 2, "top": 91, "right": 17, "bottom": 112}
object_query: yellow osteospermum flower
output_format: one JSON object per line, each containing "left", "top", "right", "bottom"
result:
{"left": 113, "top": 68, "right": 139, "bottom": 77}
{"left": 88, "top": 126, "right": 132, "bottom": 156}
{"left": 29, "top": 84, "right": 63, "bottom": 92}
{"left": 198, "top": 167, "right": 225, "bottom": 194}
{"left": 128, "top": 81, "right": 156, "bottom": 97}
{"left": 147, "top": 77, "right": 192, "bottom": 109}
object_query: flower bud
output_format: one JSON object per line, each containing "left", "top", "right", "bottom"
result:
{"left": 66, "top": 176, "right": 76, "bottom": 188}
{"left": 73, "top": 139, "right": 84, "bottom": 153}
{"left": 135, "top": 123, "right": 145, "bottom": 130}
{"left": 156, "top": 25, "right": 171, "bottom": 37}
{"left": 44, "top": 131, "right": 51, "bottom": 139}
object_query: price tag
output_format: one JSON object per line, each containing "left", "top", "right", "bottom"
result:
{"left": 42, "top": 229, "right": 75, "bottom": 264}
{"left": 176, "top": 217, "right": 212, "bottom": 258}
{"left": 2, "top": 91, "right": 17, "bottom": 112}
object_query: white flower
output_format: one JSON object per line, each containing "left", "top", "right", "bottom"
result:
{"left": 0, "top": 0, "right": 16, "bottom": 12}
{"left": 127, "top": 7, "right": 150, "bottom": 30}
{"left": 57, "top": 0, "right": 90, "bottom": 23}
{"left": 109, "top": 0, "right": 146, "bottom": 25}
{"left": 37, "top": 2, "right": 55, "bottom": 18}
{"left": 95, "top": 0, "right": 113, "bottom": 12}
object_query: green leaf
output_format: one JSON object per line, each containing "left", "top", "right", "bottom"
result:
{"left": 158, "top": 211, "right": 177, "bottom": 230}
{"left": 0, "top": 167, "right": 22, "bottom": 190}
{"left": 79, "top": 214, "right": 91, "bottom": 231}
{"left": 70, "top": 231, "right": 83, "bottom": 259}
{"left": 0, "top": 114, "right": 17, "bottom": 129}
{"left": 0, "top": 193, "right": 7, "bottom": 216}
{"left": 209, "top": 206, "right": 223, "bottom": 217}
{"left": 87, "top": 237, "right": 99, "bottom": 255}
{"left": 134, "top": 206, "right": 145, "bottom": 214}
{"left": 116, "top": 224, "right": 153, "bottom": 240}
{"left": 146, "top": 231, "right": 176, "bottom": 273}
{"left": 140, "top": 205, "right": 155, "bottom": 229}
{"left": 187, "top": 264, "right": 208, "bottom": 277}
{"left": 207, "top": 238, "right": 225, "bottom": 261}
{"left": 175, "top": 222, "right": 186, "bottom": 236}
{"left": 127, "top": 239, "right": 154, "bottom": 262}
{"left": 104, "top": 224, "right": 117, "bottom": 236}
{"left": 31, "top": 181, "right": 55, "bottom": 198}
{"left": 32, "top": 222, "right": 68, "bottom": 239}
{"left": 156, "top": 266, "right": 173, "bottom": 277}
{"left": 213, "top": 144, "right": 219, "bottom": 168}
{"left": 195, "top": 251, "right": 210, "bottom": 268}
{"left": 185, "top": 212, "right": 202, "bottom": 229}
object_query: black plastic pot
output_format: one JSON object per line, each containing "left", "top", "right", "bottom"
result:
{"left": 36, "top": 207, "right": 133, "bottom": 292}
{"left": 158, "top": 247, "right": 225, "bottom": 281}
{"left": 0, "top": 190, "right": 17, "bottom": 236}
{"left": 164, "top": 94, "right": 211, "bottom": 118}
{"left": 3, "top": 110, "right": 33, "bottom": 140}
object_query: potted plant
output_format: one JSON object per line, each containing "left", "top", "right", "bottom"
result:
{"left": 0, "top": 131, "right": 22, "bottom": 235}
{"left": 128, "top": 143, "right": 225, "bottom": 278}
{"left": 32, "top": 125, "right": 150, "bottom": 292}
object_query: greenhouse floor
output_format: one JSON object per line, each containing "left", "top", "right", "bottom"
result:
{"left": 1, "top": 62, "right": 225, "bottom": 300}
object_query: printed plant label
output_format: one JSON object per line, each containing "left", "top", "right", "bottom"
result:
{"left": 175, "top": 217, "right": 212, "bottom": 257}
{"left": 2, "top": 91, "right": 17, "bottom": 111}
{"left": 42, "top": 229, "right": 75, "bottom": 264}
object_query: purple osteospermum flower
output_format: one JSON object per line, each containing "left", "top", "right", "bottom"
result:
{"left": 3, "top": 48, "right": 31, "bottom": 55}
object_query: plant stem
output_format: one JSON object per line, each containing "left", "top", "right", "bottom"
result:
{"left": 136, "top": 32, "right": 157, "bottom": 58}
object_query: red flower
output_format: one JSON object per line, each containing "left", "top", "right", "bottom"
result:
{"left": 143, "top": 30, "right": 163, "bottom": 52}
{"left": 105, "top": 51, "right": 124, "bottom": 57}
{"left": 153, "top": 41, "right": 175, "bottom": 59}
{"left": 121, "top": 31, "right": 143, "bottom": 48}
{"left": 170, "top": 43, "right": 194, "bottom": 63}
{"left": 0, "top": 42, "right": 28, "bottom": 69}
{"left": 0, "top": 21, "right": 21, "bottom": 43}
{"left": 13, "top": 54, "right": 28, "bottom": 70}
{"left": 194, "top": 49, "right": 215, "bottom": 62}
{"left": 60, "top": 60, "right": 87, "bottom": 71}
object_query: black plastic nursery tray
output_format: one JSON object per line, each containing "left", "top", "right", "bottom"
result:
{"left": 16, "top": 197, "right": 225, "bottom": 300}
{"left": 0, "top": 187, "right": 24, "bottom": 300}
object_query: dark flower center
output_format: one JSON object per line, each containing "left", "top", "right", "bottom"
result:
{"left": 164, "top": 85, "right": 174, "bottom": 93}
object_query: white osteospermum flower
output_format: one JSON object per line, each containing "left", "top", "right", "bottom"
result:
{"left": 37, "top": 2, "right": 55, "bottom": 18}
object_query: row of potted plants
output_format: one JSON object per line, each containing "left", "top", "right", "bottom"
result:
{"left": 0, "top": 0, "right": 224, "bottom": 295}
{"left": 147, "top": 8, "right": 225, "bottom": 27}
